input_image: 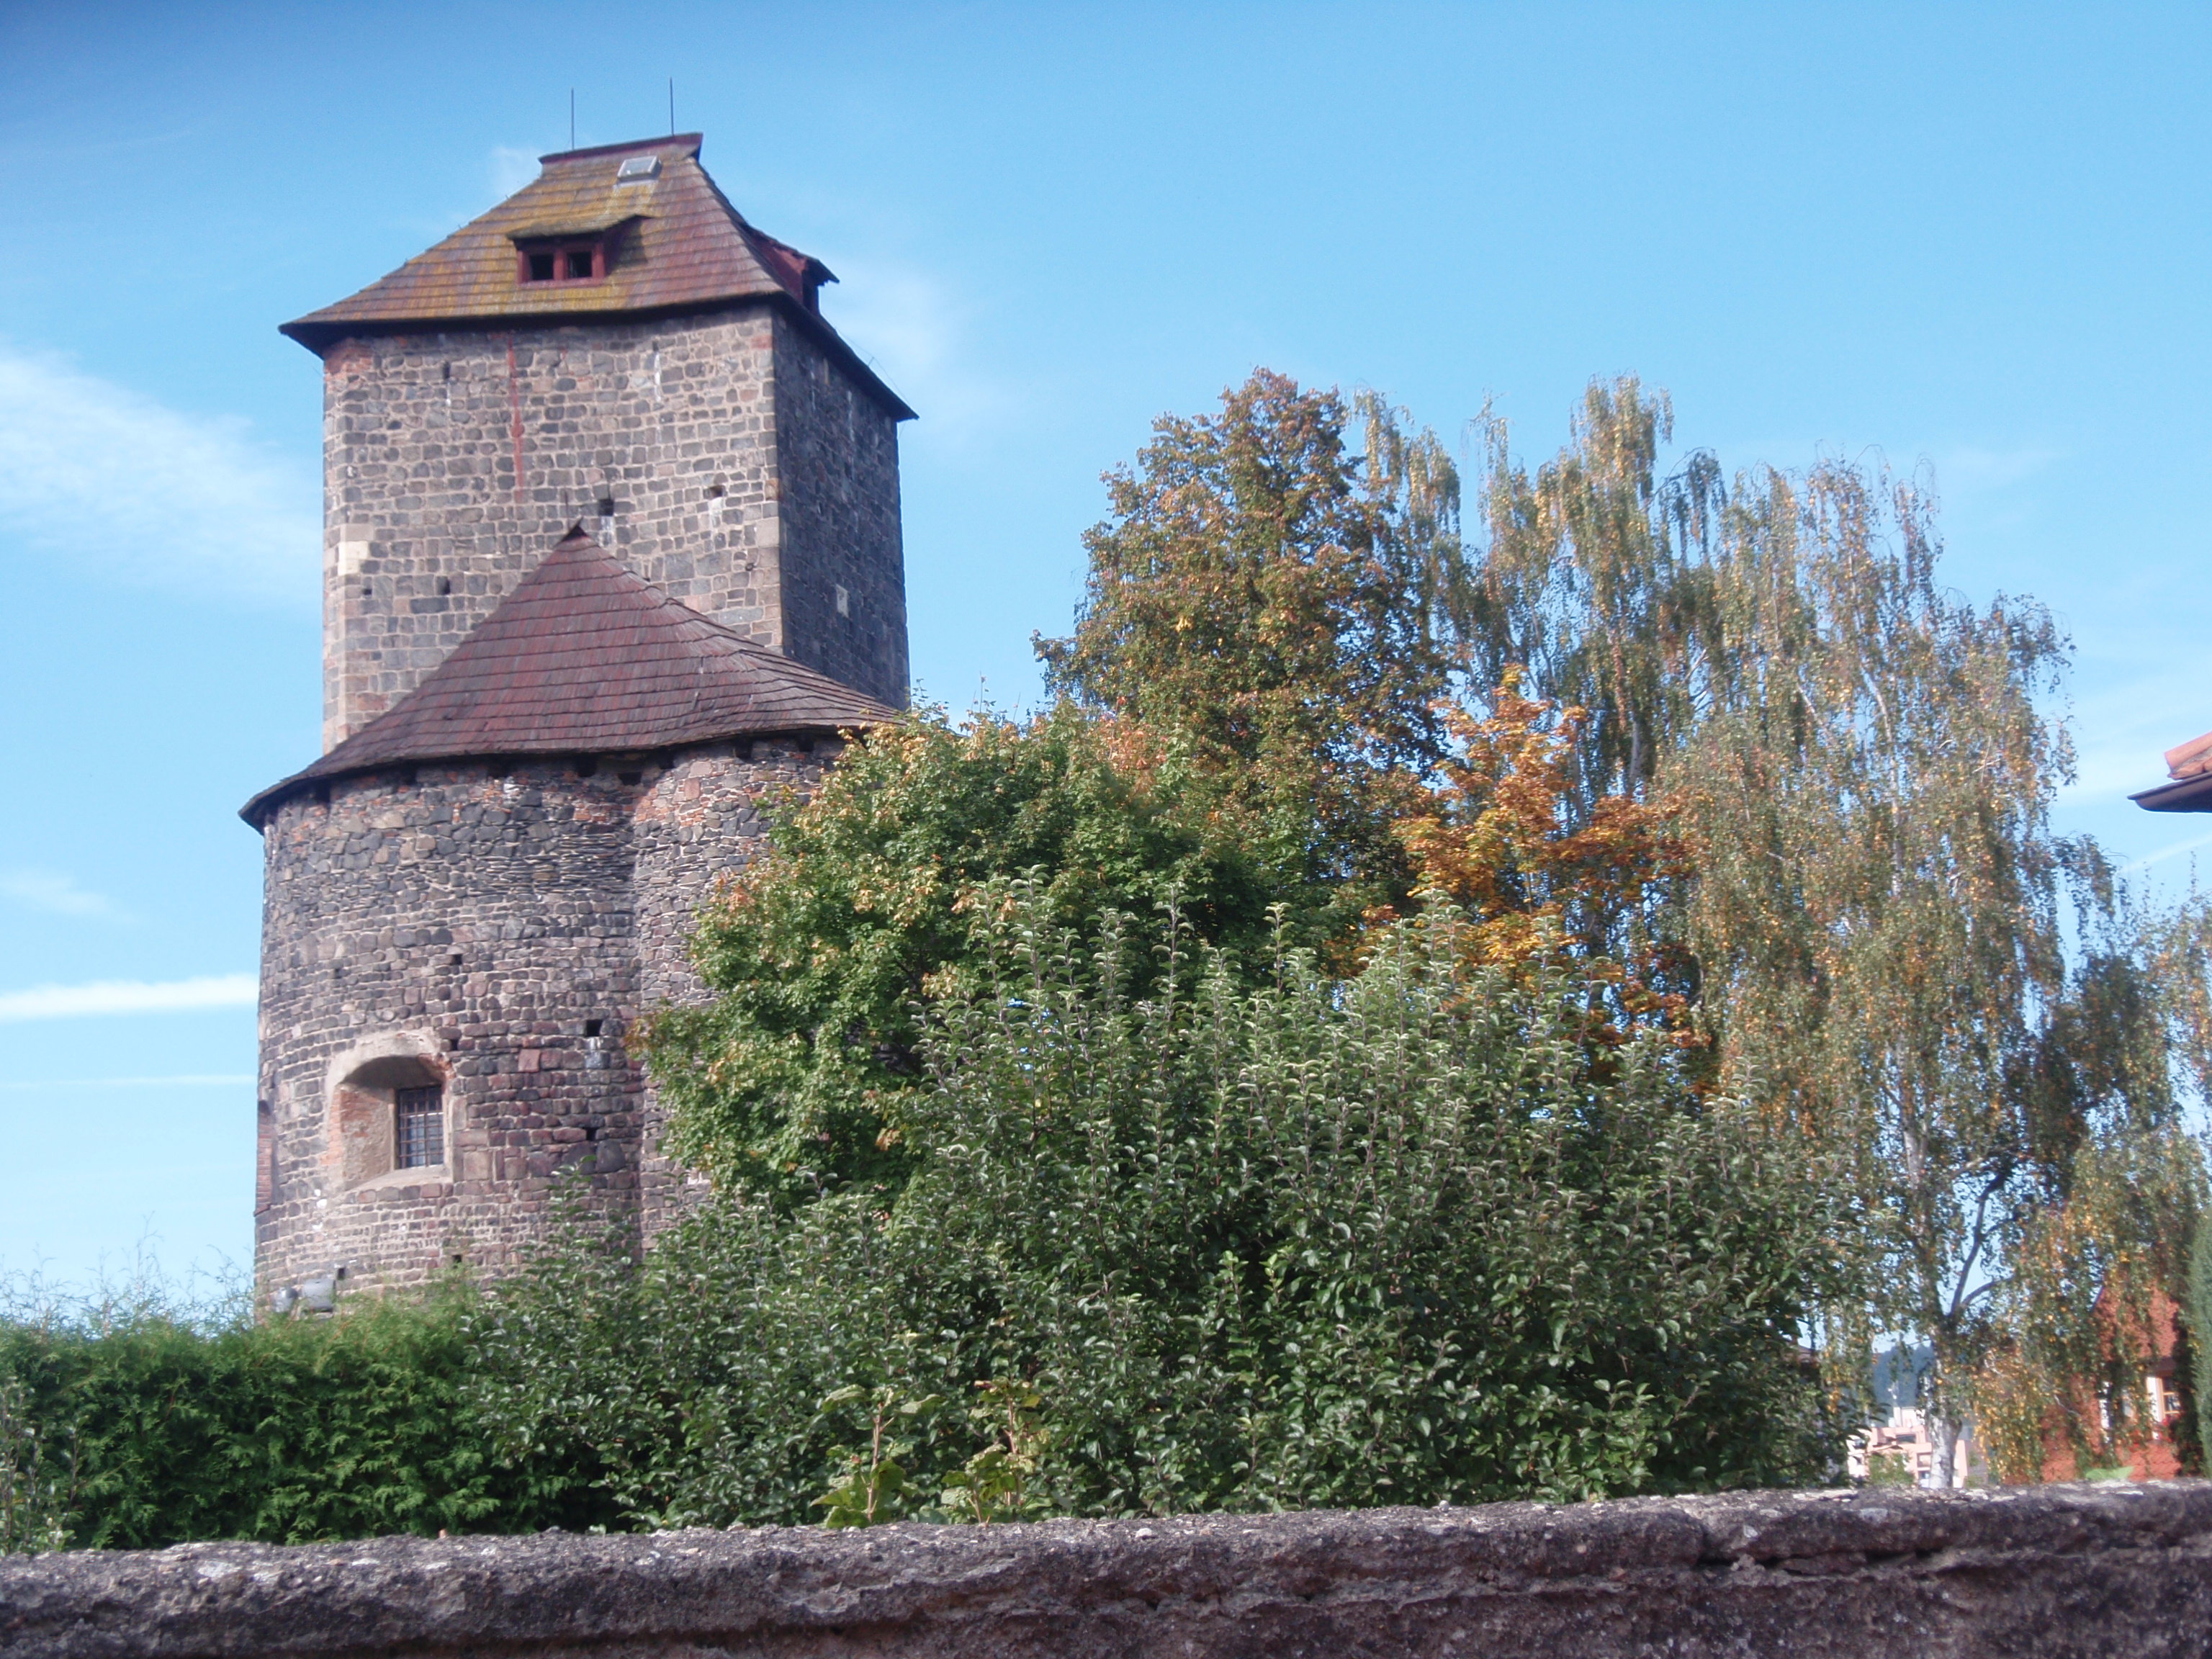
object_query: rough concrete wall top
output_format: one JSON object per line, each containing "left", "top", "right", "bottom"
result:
{"left": 6, "top": 1483, "right": 2211, "bottom": 1658}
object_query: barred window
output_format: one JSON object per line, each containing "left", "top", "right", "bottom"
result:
{"left": 395, "top": 1084, "right": 444, "bottom": 1169}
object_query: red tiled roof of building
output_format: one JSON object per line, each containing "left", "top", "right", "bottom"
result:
{"left": 279, "top": 135, "right": 912, "bottom": 419}
{"left": 242, "top": 529, "right": 891, "bottom": 825}
{"left": 2133, "top": 728, "right": 2212, "bottom": 812}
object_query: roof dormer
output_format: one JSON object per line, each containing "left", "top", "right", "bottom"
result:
{"left": 508, "top": 215, "right": 639, "bottom": 288}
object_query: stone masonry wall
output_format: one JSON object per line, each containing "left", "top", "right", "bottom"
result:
{"left": 630, "top": 738, "right": 833, "bottom": 1238}
{"left": 256, "top": 760, "right": 647, "bottom": 1295}
{"left": 9, "top": 1483, "right": 2212, "bottom": 1658}
{"left": 316, "top": 307, "right": 904, "bottom": 750}
{"left": 770, "top": 313, "right": 908, "bottom": 707}
{"left": 254, "top": 742, "right": 821, "bottom": 1295}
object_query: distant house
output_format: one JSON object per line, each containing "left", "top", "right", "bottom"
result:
{"left": 1850, "top": 1344, "right": 1984, "bottom": 1486}
{"left": 2133, "top": 731, "right": 2212, "bottom": 811}
{"left": 2033, "top": 1290, "right": 2190, "bottom": 1484}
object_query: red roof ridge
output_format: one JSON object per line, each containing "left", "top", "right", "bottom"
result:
{"left": 241, "top": 527, "right": 893, "bottom": 827}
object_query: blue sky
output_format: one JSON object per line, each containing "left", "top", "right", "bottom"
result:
{"left": 2, "top": 1, "right": 2208, "bottom": 1285}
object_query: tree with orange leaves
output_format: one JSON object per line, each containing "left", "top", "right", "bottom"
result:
{"left": 1390, "top": 670, "right": 1696, "bottom": 1051}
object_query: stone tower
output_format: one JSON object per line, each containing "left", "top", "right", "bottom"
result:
{"left": 246, "top": 137, "right": 910, "bottom": 1295}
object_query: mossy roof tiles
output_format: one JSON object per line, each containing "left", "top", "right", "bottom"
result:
{"left": 243, "top": 529, "right": 890, "bottom": 824}
{"left": 279, "top": 135, "right": 912, "bottom": 418}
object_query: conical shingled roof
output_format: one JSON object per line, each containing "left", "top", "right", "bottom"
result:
{"left": 242, "top": 529, "right": 891, "bottom": 825}
{"left": 278, "top": 134, "right": 912, "bottom": 419}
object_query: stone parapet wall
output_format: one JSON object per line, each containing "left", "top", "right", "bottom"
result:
{"left": 5, "top": 1483, "right": 2208, "bottom": 1657}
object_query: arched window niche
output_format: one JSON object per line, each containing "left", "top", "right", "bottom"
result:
{"left": 325, "top": 1038, "right": 451, "bottom": 1189}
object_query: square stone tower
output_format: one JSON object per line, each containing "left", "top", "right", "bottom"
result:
{"left": 281, "top": 134, "right": 913, "bottom": 750}
{"left": 246, "top": 138, "right": 912, "bottom": 1294}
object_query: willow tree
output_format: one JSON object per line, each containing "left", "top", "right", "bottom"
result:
{"left": 1467, "top": 379, "right": 2203, "bottom": 1477}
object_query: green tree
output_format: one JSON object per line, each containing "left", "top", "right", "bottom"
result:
{"left": 1467, "top": 378, "right": 2206, "bottom": 1475}
{"left": 642, "top": 703, "right": 1281, "bottom": 1202}
{"left": 1039, "top": 369, "right": 1471, "bottom": 936}
{"left": 481, "top": 894, "right": 1845, "bottom": 1526}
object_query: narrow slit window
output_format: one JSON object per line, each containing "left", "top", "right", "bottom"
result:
{"left": 395, "top": 1084, "right": 444, "bottom": 1169}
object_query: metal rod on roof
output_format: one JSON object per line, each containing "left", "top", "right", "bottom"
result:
{"left": 570, "top": 89, "right": 576, "bottom": 151}
{"left": 669, "top": 78, "right": 675, "bottom": 136}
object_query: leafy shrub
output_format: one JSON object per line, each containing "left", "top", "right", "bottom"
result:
{"left": 647, "top": 704, "right": 1282, "bottom": 1205}
{"left": 0, "top": 1284, "right": 601, "bottom": 1548}
{"left": 470, "top": 894, "right": 1846, "bottom": 1526}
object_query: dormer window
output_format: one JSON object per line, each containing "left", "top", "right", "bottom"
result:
{"left": 520, "top": 240, "right": 606, "bottom": 285}
{"left": 508, "top": 214, "right": 637, "bottom": 292}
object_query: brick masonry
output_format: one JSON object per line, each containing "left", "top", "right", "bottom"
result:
{"left": 255, "top": 740, "right": 830, "bottom": 1296}
{"left": 319, "top": 306, "right": 906, "bottom": 750}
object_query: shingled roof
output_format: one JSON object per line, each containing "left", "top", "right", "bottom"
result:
{"left": 2134, "top": 729, "right": 2212, "bottom": 812}
{"left": 279, "top": 134, "right": 912, "bottom": 419}
{"left": 243, "top": 529, "right": 891, "bottom": 826}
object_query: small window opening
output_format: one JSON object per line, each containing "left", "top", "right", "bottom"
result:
{"left": 395, "top": 1084, "right": 444, "bottom": 1169}
{"left": 434, "top": 575, "right": 451, "bottom": 596}
{"left": 584, "top": 1019, "right": 604, "bottom": 1038}
{"left": 835, "top": 584, "right": 850, "bottom": 618}
{"left": 520, "top": 240, "right": 605, "bottom": 286}
{"left": 256, "top": 1099, "right": 276, "bottom": 1214}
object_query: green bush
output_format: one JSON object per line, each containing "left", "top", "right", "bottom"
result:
{"left": 0, "top": 1285, "right": 604, "bottom": 1548}
{"left": 469, "top": 895, "right": 1847, "bottom": 1526}
{"left": 2, "top": 897, "right": 1846, "bottom": 1545}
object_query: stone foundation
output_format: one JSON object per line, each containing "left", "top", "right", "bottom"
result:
{"left": 5, "top": 1483, "right": 2209, "bottom": 1658}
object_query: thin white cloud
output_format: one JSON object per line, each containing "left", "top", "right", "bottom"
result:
{"left": 0, "top": 1075, "right": 253, "bottom": 1090}
{"left": 0, "top": 869, "right": 125, "bottom": 920}
{"left": 1931, "top": 444, "right": 2062, "bottom": 498}
{"left": 0, "top": 974, "right": 257, "bottom": 1022}
{"left": 2061, "top": 664, "right": 2212, "bottom": 806}
{"left": 0, "top": 342, "right": 318, "bottom": 603}
{"left": 2121, "top": 830, "right": 2212, "bottom": 878}
{"left": 824, "top": 258, "right": 1016, "bottom": 446}
{"left": 490, "top": 145, "right": 539, "bottom": 199}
